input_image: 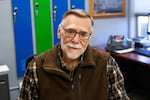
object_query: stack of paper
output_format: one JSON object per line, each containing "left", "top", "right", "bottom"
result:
{"left": 0, "top": 64, "right": 9, "bottom": 75}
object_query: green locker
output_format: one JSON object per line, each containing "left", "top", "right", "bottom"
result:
{"left": 33, "top": 0, "right": 53, "bottom": 53}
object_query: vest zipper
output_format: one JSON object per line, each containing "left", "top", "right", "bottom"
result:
{"left": 70, "top": 71, "right": 75, "bottom": 100}
{"left": 70, "top": 70, "right": 82, "bottom": 100}
{"left": 78, "top": 74, "right": 82, "bottom": 100}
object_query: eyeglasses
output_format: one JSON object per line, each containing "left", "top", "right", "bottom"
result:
{"left": 61, "top": 25, "right": 91, "bottom": 40}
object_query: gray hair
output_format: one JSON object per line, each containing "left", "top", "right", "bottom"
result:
{"left": 61, "top": 9, "right": 94, "bottom": 26}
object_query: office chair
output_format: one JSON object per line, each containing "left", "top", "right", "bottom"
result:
{"left": 26, "top": 54, "right": 37, "bottom": 67}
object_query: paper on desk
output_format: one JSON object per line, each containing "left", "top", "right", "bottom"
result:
{"left": 0, "top": 64, "right": 10, "bottom": 75}
{"left": 114, "top": 48, "right": 134, "bottom": 53}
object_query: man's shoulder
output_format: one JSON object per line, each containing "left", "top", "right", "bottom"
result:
{"left": 34, "top": 45, "right": 58, "bottom": 61}
{"left": 84, "top": 46, "right": 110, "bottom": 64}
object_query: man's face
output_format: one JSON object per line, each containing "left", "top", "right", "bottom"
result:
{"left": 58, "top": 15, "right": 93, "bottom": 60}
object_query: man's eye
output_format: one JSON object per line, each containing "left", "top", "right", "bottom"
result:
{"left": 80, "top": 32, "right": 88, "bottom": 36}
{"left": 66, "top": 29, "right": 76, "bottom": 34}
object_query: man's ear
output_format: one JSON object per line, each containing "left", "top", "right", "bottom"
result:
{"left": 57, "top": 27, "right": 61, "bottom": 39}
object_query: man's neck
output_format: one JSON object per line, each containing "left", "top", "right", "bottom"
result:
{"left": 62, "top": 54, "right": 79, "bottom": 71}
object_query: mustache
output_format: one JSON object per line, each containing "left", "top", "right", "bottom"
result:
{"left": 66, "top": 43, "right": 82, "bottom": 49}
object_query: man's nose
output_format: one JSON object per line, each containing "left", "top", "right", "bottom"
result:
{"left": 71, "top": 33, "right": 80, "bottom": 43}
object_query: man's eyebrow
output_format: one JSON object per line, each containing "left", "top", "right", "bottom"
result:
{"left": 65, "top": 27, "right": 89, "bottom": 33}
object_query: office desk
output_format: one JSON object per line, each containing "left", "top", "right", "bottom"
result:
{"left": 94, "top": 45, "right": 150, "bottom": 66}
{"left": 94, "top": 45, "right": 150, "bottom": 98}
{"left": 0, "top": 65, "right": 10, "bottom": 100}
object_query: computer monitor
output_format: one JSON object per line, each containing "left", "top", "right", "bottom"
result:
{"left": 136, "top": 15, "right": 148, "bottom": 38}
{"left": 136, "top": 14, "right": 150, "bottom": 40}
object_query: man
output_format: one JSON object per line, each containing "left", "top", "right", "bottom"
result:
{"left": 18, "top": 9, "right": 130, "bottom": 100}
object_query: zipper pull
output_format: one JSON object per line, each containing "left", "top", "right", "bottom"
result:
{"left": 79, "top": 74, "right": 81, "bottom": 80}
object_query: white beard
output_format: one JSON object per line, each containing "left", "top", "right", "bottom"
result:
{"left": 61, "top": 42, "right": 87, "bottom": 60}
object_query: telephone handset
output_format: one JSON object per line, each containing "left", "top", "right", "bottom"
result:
{"left": 106, "top": 35, "right": 113, "bottom": 47}
{"left": 106, "top": 35, "right": 129, "bottom": 51}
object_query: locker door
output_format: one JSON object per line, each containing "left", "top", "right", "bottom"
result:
{"left": 33, "top": 0, "right": 53, "bottom": 53}
{"left": 12, "top": 0, "right": 34, "bottom": 77}
{"left": 70, "top": 0, "right": 85, "bottom": 9}
{"left": 52, "top": 0, "right": 68, "bottom": 45}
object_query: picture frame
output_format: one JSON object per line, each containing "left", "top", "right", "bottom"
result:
{"left": 89, "top": 0, "right": 126, "bottom": 18}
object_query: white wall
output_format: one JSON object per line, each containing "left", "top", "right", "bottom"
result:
{"left": 0, "top": 0, "right": 20, "bottom": 100}
{"left": 91, "top": 17, "right": 128, "bottom": 46}
{"left": 129, "top": 0, "right": 150, "bottom": 38}
{"left": 86, "top": 0, "right": 129, "bottom": 46}
{"left": 134, "top": 0, "right": 150, "bottom": 13}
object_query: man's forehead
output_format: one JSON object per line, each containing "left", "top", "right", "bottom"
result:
{"left": 63, "top": 15, "right": 92, "bottom": 27}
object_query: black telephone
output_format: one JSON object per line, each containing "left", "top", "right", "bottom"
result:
{"left": 106, "top": 35, "right": 130, "bottom": 51}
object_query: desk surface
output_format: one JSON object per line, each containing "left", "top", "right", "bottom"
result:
{"left": 94, "top": 45, "right": 150, "bottom": 67}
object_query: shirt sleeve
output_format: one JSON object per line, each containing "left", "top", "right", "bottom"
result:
{"left": 107, "top": 56, "right": 130, "bottom": 100}
{"left": 18, "top": 61, "right": 39, "bottom": 100}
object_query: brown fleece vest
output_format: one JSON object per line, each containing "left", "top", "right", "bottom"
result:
{"left": 34, "top": 46, "right": 109, "bottom": 100}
